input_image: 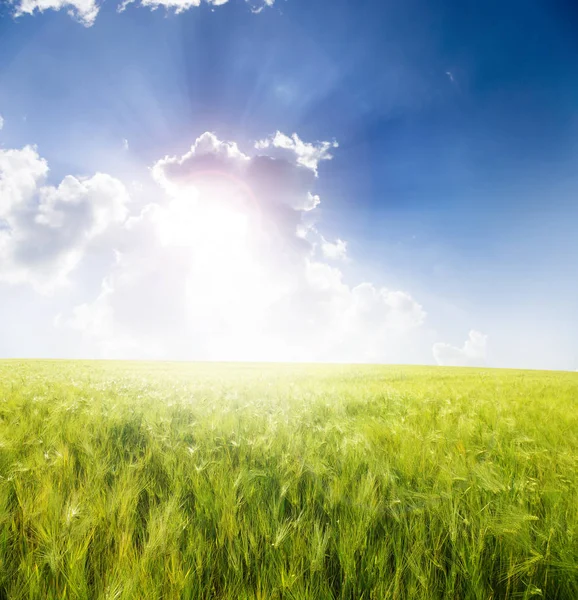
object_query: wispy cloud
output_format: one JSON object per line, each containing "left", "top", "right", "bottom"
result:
{"left": 256, "top": 132, "right": 338, "bottom": 176}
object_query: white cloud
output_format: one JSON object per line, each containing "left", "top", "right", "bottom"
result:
{"left": 0, "top": 115, "right": 4, "bottom": 130}
{"left": 11, "top": 0, "right": 274, "bottom": 23}
{"left": 118, "top": 0, "right": 199, "bottom": 14}
{"left": 321, "top": 237, "right": 348, "bottom": 261}
{"left": 122, "top": 139, "right": 129, "bottom": 151}
{"left": 433, "top": 330, "right": 488, "bottom": 367}
{"left": 63, "top": 131, "right": 427, "bottom": 361}
{"left": 247, "top": 0, "right": 272, "bottom": 13}
{"left": 0, "top": 146, "right": 48, "bottom": 217}
{"left": 152, "top": 132, "right": 250, "bottom": 193}
{"left": 303, "top": 193, "right": 321, "bottom": 212}
{"left": 13, "top": 0, "right": 100, "bottom": 26}
{"left": 256, "top": 132, "right": 338, "bottom": 176}
{"left": 152, "top": 131, "right": 324, "bottom": 219}
{"left": 0, "top": 145, "right": 130, "bottom": 291}
{"left": 118, "top": 0, "right": 275, "bottom": 16}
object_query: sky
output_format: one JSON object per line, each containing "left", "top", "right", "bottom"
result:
{"left": 1, "top": 0, "right": 577, "bottom": 369}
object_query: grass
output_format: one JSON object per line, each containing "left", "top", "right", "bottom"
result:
{"left": 0, "top": 360, "right": 576, "bottom": 599}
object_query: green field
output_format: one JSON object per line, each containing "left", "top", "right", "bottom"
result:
{"left": 0, "top": 361, "right": 576, "bottom": 599}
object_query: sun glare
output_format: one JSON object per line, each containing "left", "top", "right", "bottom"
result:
{"left": 153, "top": 179, "right": 278, "bottom": 340}
{"left": 156, "top": 181, "right": 251, "bottom": 253}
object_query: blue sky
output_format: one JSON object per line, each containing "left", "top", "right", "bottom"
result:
{"left": 1, "top": 0, "right": 577, "bottom": 368}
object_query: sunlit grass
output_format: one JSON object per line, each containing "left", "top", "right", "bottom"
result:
{"left": 0, "top": 361, "right": 576, "bottom": 599}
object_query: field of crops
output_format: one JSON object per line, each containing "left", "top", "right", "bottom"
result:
{"left": 0, "top": 361, "right": 576, "bottom": 599}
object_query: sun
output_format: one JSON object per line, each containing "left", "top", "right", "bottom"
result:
{"left": 148, "top": 173, "right": 295, "bottom": 358}
{"left": 155, "top": 176, "right": 251, "bottom": 256}
{"left": 153, "top": 177, "right": 265, "bottom": 313}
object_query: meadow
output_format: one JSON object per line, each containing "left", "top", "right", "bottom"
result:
{"left": 0, "top": 360, "right": 576, "bottom": 599}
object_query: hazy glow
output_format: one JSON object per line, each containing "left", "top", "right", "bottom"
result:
{"left": 156, "top": 186, "right": 250, "bottom": 255}
{"left": 154, "top": 176, "right": 284, "bottom": 355}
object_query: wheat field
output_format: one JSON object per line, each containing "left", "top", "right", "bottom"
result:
{"left": 0, "top": 361, "right": 576, "bottom": 599}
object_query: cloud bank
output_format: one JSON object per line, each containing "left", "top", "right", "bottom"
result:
{"left": 73, "top": 132, "right": 425, "bottom": 361}
{"left": 0, "top": 131, "right": 431, "bottom": 361}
